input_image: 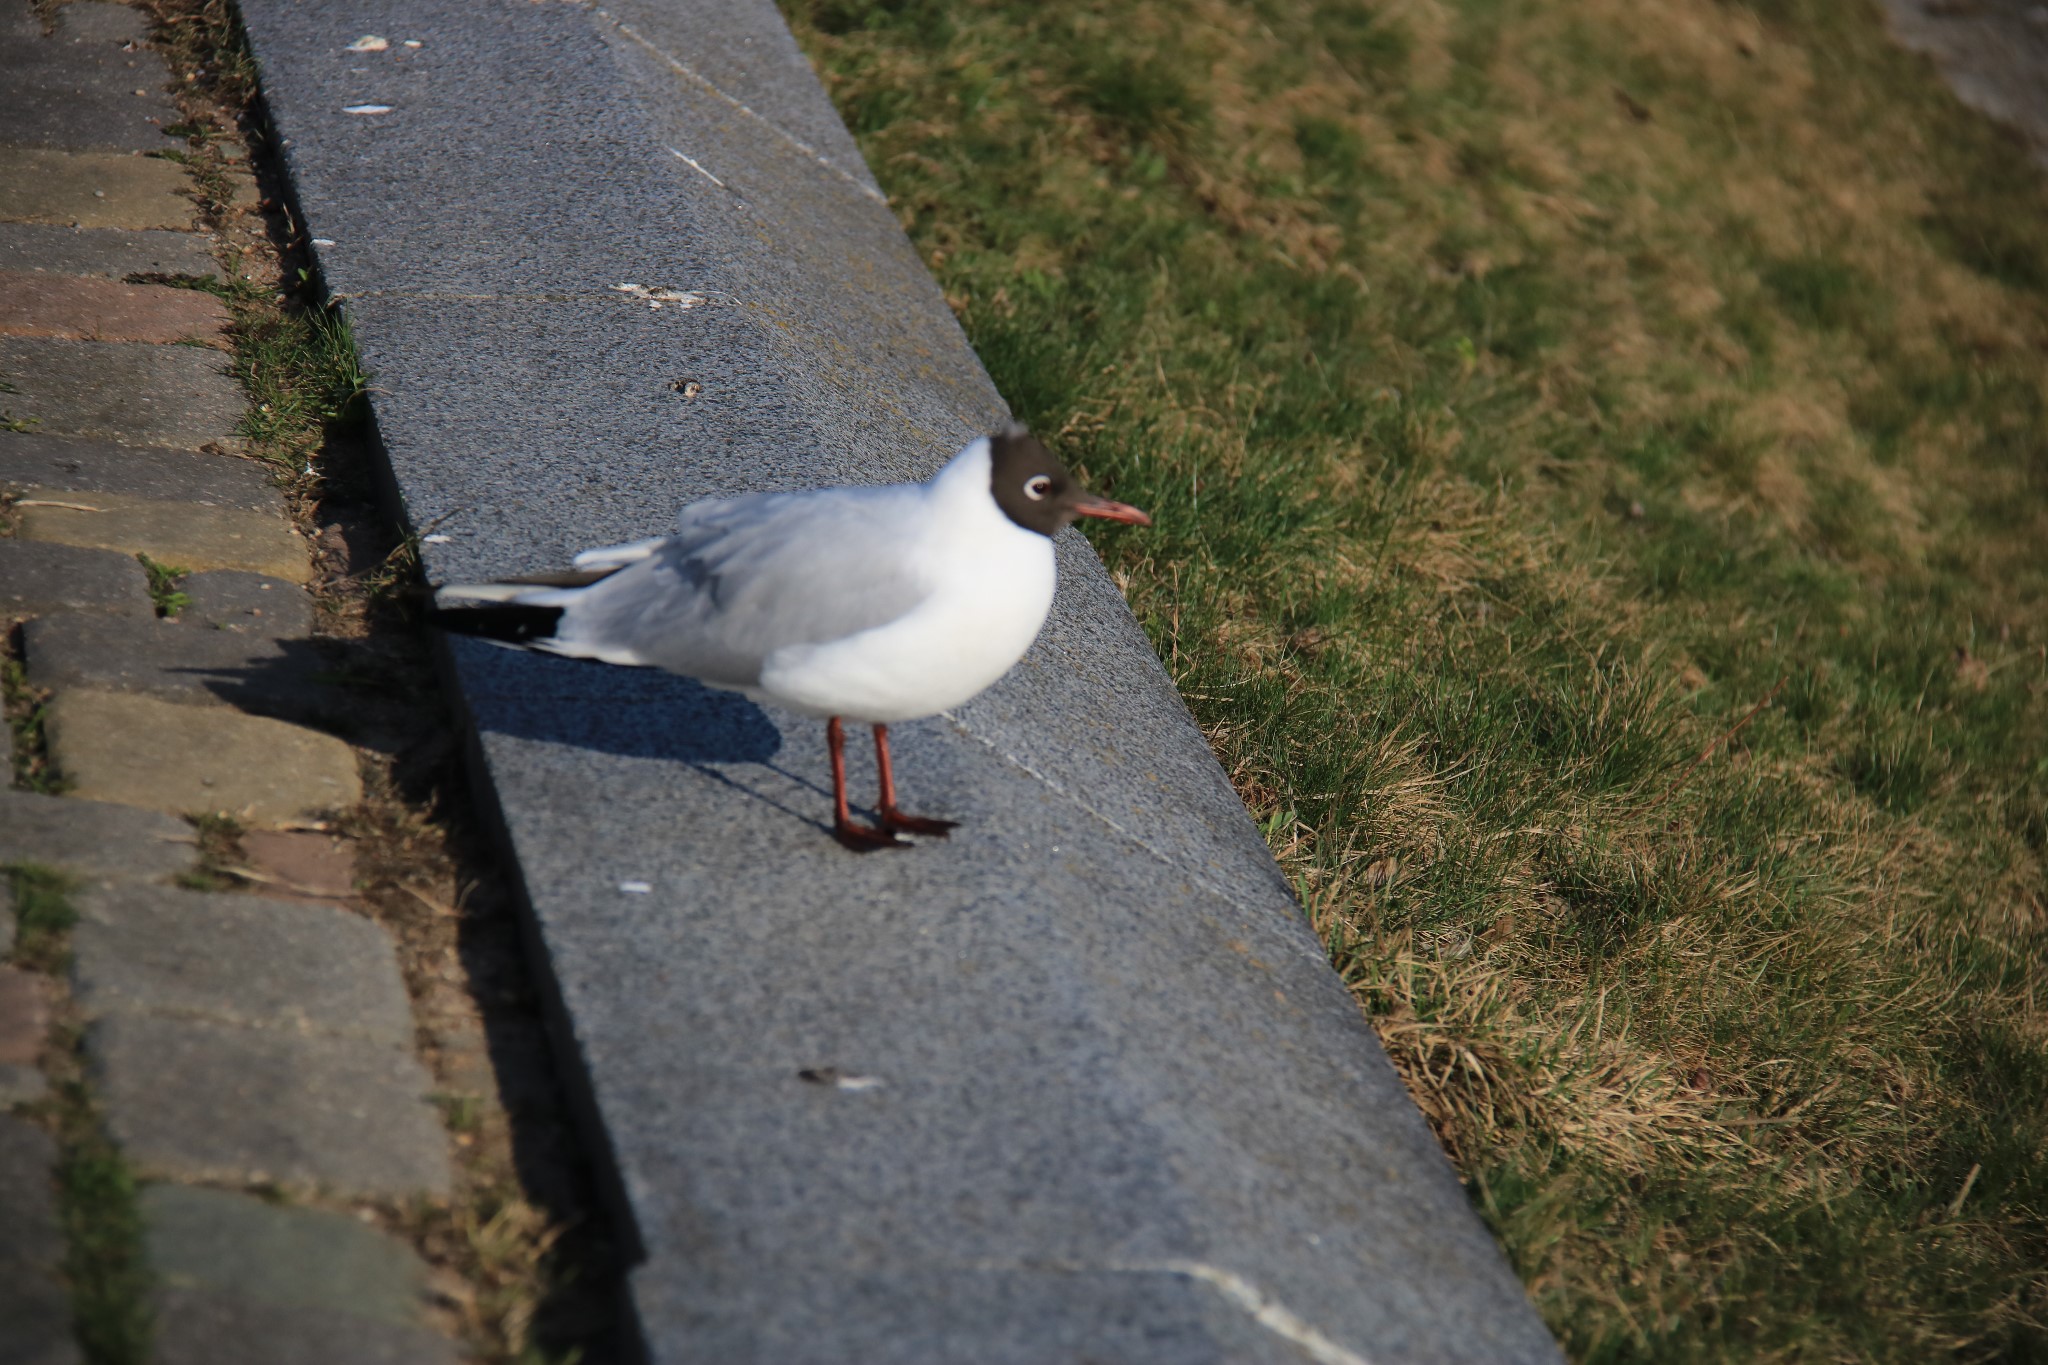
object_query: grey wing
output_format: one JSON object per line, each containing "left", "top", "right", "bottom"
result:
{"left": 550, "top": 486, "right": 934, "bottom": 686}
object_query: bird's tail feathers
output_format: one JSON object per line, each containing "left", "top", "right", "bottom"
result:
{"left": 431, "top": 572, "right": 651, "bottom": 665}
{"left": 428, "top": 597, "right": 567, "bottom": 646}
{"left": 430, "top": 575, "right": 591, "bottom": 645}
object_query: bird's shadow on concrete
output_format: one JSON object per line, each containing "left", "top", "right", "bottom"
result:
{"left": 455, "top": 647, "right": 780, "bottom": 761}
{"left": 451, "top": 645, "right": 848, "bottom": 834}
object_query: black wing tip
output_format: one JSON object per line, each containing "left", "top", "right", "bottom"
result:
{"left": 428, "top": 602, "right": 566, "bottom": 645}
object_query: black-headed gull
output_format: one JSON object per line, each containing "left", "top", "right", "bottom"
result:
{"left": 432, "top": 427, "right": 1150, "bottom": 849}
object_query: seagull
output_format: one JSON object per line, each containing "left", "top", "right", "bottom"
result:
{"left": 431, "top": 427, "right": 1150, "bottom": 849}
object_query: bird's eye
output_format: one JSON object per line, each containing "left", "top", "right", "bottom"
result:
{"left": 1023, "top": 474, "right": 1053, "bottom": 501}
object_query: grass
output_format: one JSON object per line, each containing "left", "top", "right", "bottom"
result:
{"left": 6, "top": 862, "right": 79, "bottom": 974}
{"left": 780, "top": 0, "right": 2048, "bottom": 1358}
{"left": 4, "top": 863, "right": 153, "bottom": 1365}
{"left": 142, "top": 0, "right": 368, "bottom": 480}
{"left": 135, "top": 554, "right": 190, "bottom": 618}
{"left": 53, "top": 1065, "right": 154, "bottom": 1365}
{"left": 1, "top": 376, "right": 41, "bottom": 433}
{"left": 3, "top": 651, "right": 64, "bottom": 794}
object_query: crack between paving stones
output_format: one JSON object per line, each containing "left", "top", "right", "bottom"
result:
{"left": 589, "top": 6, "right": 889, "bottom": 206}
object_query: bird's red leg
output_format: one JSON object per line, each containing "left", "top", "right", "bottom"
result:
{"left": 830, "top": 717, "right": 906, "bottom": 850}
{"left": 873, "top": 723, "right": 959, "bottom": 837}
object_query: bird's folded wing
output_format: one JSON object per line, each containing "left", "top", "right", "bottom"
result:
{"left": 571, "top": 536, "right": 668, "bottom": 571}
{"left": 552, "top": 486, "right": 938, "bottom": 685}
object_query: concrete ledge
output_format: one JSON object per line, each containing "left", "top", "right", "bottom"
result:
{"left": 237, "top": 1, "right": 1561, "bottom": 1360}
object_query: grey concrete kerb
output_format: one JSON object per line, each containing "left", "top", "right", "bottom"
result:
{"left": 236, "top": 1, "right": 1565, "bottom": 1361}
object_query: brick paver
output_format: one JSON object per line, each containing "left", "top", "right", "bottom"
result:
{"left": 0, "top": 336, "right": 242, "bottom": 447}
{"left": 0, "top": 966, "right": 52, "bottom": 1105}
{"left": 90, "top": 1013, "right": 453, "bottom": 1198}
{"left": 23, "top": 613, "right": 345, "bottom": 721}
{"left": 16, "top": 489, "right": 311, "bottom": 579}
{"left": 0, "top": 788, "right": 196, "bottom": 880}
{"left": 44, "top": 690, "right": 364, "bottom": 823}
{"left": 144, "top": 1185, "right": 457, "bottom": 1365}
{"left": 238, "top": 829, "right": 357, "bottom": 899}
{"left": 0, "top": 269, "right": 231, "bottom": 343}
{"left": 0, "top": 1118, "right": 81, "bottom": 1365}
{"left": 0, "top": 147, "right": 195, "bottom": 229}
{"left": 0, "top": 538, "right": 154, "bottom": 620}
{"left": 0, "top": 432, "right": 286, "bottom": 514}
{"left": 72, "top": 883, "right": 416, "bottom": 1046}
{"left": 0, "top": 221, "right": 216, "bottom": 278}
{"left": 182, "top": 569, "right": 315, "bottom": 634}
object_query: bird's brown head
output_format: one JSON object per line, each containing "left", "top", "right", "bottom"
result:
{"left": 987, "top": 426, "right": 1151, "bottom": 538}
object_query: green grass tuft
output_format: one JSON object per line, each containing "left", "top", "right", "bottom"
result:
{"left": 135, "top": 554, "right": 190, "bottom": 619}
{"left": 57, "top": 1101, "right": 153, "bottom": 1365}
{"left": 3, "top": 654, "right": 65, "bottom": 795}
{"left": 5, "top": 862, "right": 77, "bottom": 974}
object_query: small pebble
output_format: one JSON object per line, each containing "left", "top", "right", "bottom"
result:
{"left": 618, "top": 880, "right": 652, "bottom": 894}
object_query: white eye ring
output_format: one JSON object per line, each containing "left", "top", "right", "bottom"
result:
{"left": 1024, "top": 474, "right": 1053, "bottom": 501}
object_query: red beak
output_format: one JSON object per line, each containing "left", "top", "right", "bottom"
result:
{"left": 1071, "top": 494, "right": 1152, "bottom": 527}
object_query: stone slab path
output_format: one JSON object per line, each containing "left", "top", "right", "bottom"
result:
{"left": 0, "top": 3, "right": 464, "bottom": 1360}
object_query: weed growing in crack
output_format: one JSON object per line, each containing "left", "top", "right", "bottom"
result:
{"left": 3, "top": 864, "right": 153, "bottom": 1365}
{"left": 3, "top": 648, "right": 64, "bottom": 795}
{"left": 5, "top": 862, "right": 78, "bottom": 974}
{"left": 135, "top": 555, "right": 191, "bottom": 618}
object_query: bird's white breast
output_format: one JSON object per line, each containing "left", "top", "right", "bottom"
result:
{"left": 757, "top": 450, "right": 1058, "bottom": 722}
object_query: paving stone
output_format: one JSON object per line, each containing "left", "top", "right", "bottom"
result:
{"left": 89, "top": 1013, "right": 452, "bottom": 1197}
{"left": 0, "top": 222, "right": 214, "bottom": 279}
{"left": 181, "top": 570, "right": 315, "bottom": 635}
{"left": 55, "top": 2, "right": 151, "bottom": 43}
{"left": 43, "top": 690, "right": 363, "bottom": 824}
{"left": 0, "top": 432, "right": 285, "bottom": 514}
{"left": 0, "top": 0, "right": 38, "bottom": 40}
{"left": 71, "top": 883, "right": 413, "bottom": 1046}
{"left": 0, "top": 148, "right": 194, "bottom": 229}
{"left": 0, "top": 538, "right": 153, "bottom": 620}
{"left": 0, "top": 1061, "right": 49, "bottom": 1106}
{"left": 153, "top": 1295, "right": 459, "bottom": 1365}
{"left": 22, "top": 613, "right": 345, "bottom": 722}
{"left": 17, "top": 491, "right": 310, "bottom": 581}
{"left": 0, "top": 271, "right": 230, "bottom": 343}
{"left": 0, "top": 337, "right": 241, "bottom": 448}
{"left": 239, "top": 829, "right": 355, "bottom": 898}
{"left": 147, "top": 1183, "right": 459, "bottom": 1365}
{"left": 0, "top": 45, "right": 181, "bottom": 155}
{"left": 0, "top": 967, "right": 53, "bottom": 1106}
{"left": 0, "top": 787, "right": 196, "bottom": 881}
{"left": 0, "top": 966, "right": 52, "bottom": 1066}
{"left": 145, "top": 1184, "right": 439, "bottom": 1326}
{"left": 0, "top": 1116, "right": 79, "bottom": 1365}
